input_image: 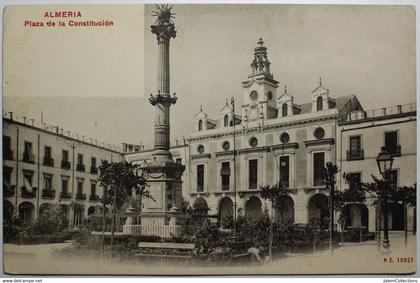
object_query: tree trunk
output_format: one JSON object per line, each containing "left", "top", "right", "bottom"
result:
{"left": 268, "top": 201, "right": 274, "bottom": 263}
{"left": 101, "top": 201, "right": 106, "bottom": 258}
{"left": 110, "top": 187, "right": 117, "bottom": 257}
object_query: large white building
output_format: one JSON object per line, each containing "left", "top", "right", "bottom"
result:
{"left": 126, "top": 39, "right": 416, "bottom": 232}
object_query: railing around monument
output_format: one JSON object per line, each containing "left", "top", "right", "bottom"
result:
{"left": 122, "top": 211, "right": 190, "bottom": 238}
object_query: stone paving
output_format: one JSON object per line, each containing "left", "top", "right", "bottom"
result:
{"left": 3, "top": 232, "right": 416, "bottom": 275}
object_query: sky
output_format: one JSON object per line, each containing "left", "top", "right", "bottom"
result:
{"left": 3, "top": 4, "right": 416, "bottom": 149}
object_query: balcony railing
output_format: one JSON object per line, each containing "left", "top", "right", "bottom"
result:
{"left": 21, "top": 186, "right": 37, "bottom": 198}
{"left": 60, "top": 191, "right": 72, "bottom": 199}
{"left": 43, "top": 157, "right": 54, "bottom": 167}
{"left": 3, "top": 150, "right": 13, "bottom": 161}
{"left": 381, "top": 145, "right": 401, "bottom": 157}
{"left": 76, "top": 193, "right": 86, "bottom": 200}
{"left": 23, "top": 152, "right": 35, "bottom": 163}
{"left": 3, "top": 185, "right": 15, "bottom": 197}
{"left": 346, "top": 149, "right": 365, "bottom": 161}
{"left": 90, "top": 167, "right": 98, "bottom": 175}
{"left": 76, "top": 164, "right": 86, "bottom": 172}
{"left": 61, "top": 160, "right": 71, "bottom": 170}
{"left": 42, "top": 189, "right": 56, "bottom": 199}
{"left": 89, "top": 194, "right": 100, "bottom": 201}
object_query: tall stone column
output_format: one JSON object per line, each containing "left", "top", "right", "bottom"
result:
{"left": 149, "top": 12, "right": 177, "bottom": 161}
{"left": 141, "top": 5, "right": 185, "bottom": 238}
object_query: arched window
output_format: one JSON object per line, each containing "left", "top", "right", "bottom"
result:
{"left": 317, "top": 96, "right": 323, "bottom": 111}
{"left": 224, "top": 115, "right": 229, "bottom": 127}
{"left": 198, "top": 120, "right": 203, "bottom": 131}
{"left": 282, "top": 103, "right": 288, "bottom": 117}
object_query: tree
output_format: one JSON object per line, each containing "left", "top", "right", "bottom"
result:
{"left": 363, "top": 176, "right": 416, "bottom": 243}
{"left": 97, "top": 160, "right": 151, "bottom": 256}
{"left": 260, "top": 183, "right": 291, "bottom": 262}
{"left": 322, "top": 162, "right": 338, "bottom": 254}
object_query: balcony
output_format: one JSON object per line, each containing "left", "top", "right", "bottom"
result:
{"left": 3, "top": 185, "right": 15, "bottom": 197}
{"left": 60, "top": 191, "right": 72, "bottom": 199}
{"left": 90, "top": 167, "right": 98, "bottom": 175}
{"left": 21, "top": 186, "right": 37, "bottom": 198}
{"left": 76, "top": 193, "right": 86, "bottom": 201}
{"left": 3, "top": 150, "right": 13, "bottom": 161}
{"left": 76, "top": 164, "right": 86, "bottom": 172}
{"left": 89, "top": 194, "right": 100, "bottom": 202}
{"left": 61, "top": 160, "right": 71, "bottom": 170}
{"left": 43, "top": 157, "right": 54, "bottom": 167}
{"left": 23, "top": 152, "right": 35, "bottom": 163}
{"left": 381, "top": 145, "right": 401, "bottom": 157}
{"left": 42, "top": 189, "right": 56, "bottom": 199}
{"left": 346, "top": 149, "right": 365, "bottom": 161}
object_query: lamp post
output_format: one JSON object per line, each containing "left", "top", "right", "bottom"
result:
{"left": 376, "top": 150, "right": 394, "bottom": 250}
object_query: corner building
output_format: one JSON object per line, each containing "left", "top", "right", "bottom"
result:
{"left": 3, "top": 114, "right": 123, "bottom": 226}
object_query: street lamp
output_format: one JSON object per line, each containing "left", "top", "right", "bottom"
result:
{"left": 376, "top": 150, "right": 394, "bottom": 249}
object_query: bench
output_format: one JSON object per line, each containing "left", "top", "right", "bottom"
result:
{"left": 135, "top": 242, "right": 196, "bottom": 264}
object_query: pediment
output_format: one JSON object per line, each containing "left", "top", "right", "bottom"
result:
{"left": 195, "top": 111, "right": 207, "bottom": 119}
{"left": 277, "top": 92, "right": 293, "bottom": 102}
{"left": 311, "top": 85, "right": 329, "bottom": 96}
{"left": 220, "top": 105, "right": 233, "bottom": 114}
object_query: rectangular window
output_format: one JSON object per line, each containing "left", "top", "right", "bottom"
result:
{"left": 44, "top": 146, "right": 52, "bottom": 159}
{"left": 44, "top": 175, "right": 52, "bottom": 191}
{"left": 313, "top": 152, "right": 325, "bottom": 186}
{"left": 23, "top": 173, "right": 33, "bottom": 187}
{"left": 62, "top": 179, "right": 68, "bottom": 193}
{"left": 3, "top": 135, "right": 12, "bottom": 160}
{"left": 23, "top": 142, "right": 34, "bottom": 162}
{"left": 347, "top": 172, "right": 361, "bottom": 190}
{"left": 77, "top": 154, "right": 83, "bottom": 165}
{"left": 389, "top": 170, "right": 398, "bottom": 190}
{"left": 384, "top": 131, "right": 399, "bottom": 155}
{"left": 62, "top": 150, "right": 69, "bottom": 162}
{"left": 350, "top": 136, "right": 361, "bottom": 154}
{"left": 3, "top": 169, "right": 11, "bottom": 186}
{"left": 77, "top": 180, "right": 84, "bottom": 194}
{"left": 279, "top": 156, "right": 290, "bottom": 188}
{"left": 91, "top": 183, "right": 96, "bottom": 196}
{"left": 249, "top": 159, "right": 258, "bottom": 190}
{"left": 197, "top": 164, "right": 204, "bottom": 192}
{"left": 91, "top": 157, "right": 96, "bottom": 168}
{"left": 221, "top": 162, "right": 230, "bottom": 191}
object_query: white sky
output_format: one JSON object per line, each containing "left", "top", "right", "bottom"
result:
{"left": 3, "top": 4, "right": 416, "bottom": 148}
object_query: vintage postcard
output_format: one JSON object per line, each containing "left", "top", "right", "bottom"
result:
{"left": 2, "top": 3, "right": 417, "bottom": 275}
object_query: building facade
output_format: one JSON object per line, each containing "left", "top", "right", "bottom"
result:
{"left": 3, "top": 113, "right": 123, "bottom": 226}
{"left": 126, "top": 39, "right": 416, "bottom": 233}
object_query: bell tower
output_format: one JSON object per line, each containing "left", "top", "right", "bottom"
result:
{"left": 242, "top": 38, "right": 279, "bottom": 122}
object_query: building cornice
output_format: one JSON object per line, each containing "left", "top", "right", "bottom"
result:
{"left": 304, "top": 138, "right": 335, "bottom": 147}
{"left": 271, "top": 143, "right": 299, "bottom": 150}
{"left": 237, "top": 146, "right": 270, "bottom": 155}
{"left": 188, "top": 114, "right": 338, "bottom": 142}
{"left": 3, "top": 118, "right": 122, "bottom": 154}
{"left": 191, "top": 153, "right": 212, "bottom": 160}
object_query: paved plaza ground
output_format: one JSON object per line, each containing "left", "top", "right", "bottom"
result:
{"left": 3, "top": 232, "right": 416, "bottom": 275}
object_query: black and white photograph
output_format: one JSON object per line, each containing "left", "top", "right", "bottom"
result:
{"left": 1, "top": 3, "right": 417, "bottom": 275}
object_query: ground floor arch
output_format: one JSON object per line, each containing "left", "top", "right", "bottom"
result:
{"left": 3, "top": 200, "right": 14, "bottom": 221}
{"left": 275, "top": 195, "right": 295, "bottom": 223}
{"left": 19, "top": 202, "right": 35, "bottom": 222}
{"left": 245, "top": 196, "right": 262, "bottom": 220}
{"left": 193, "top": 197, "right": 209, "bottom": 215}
{"left": 218, "top": 197, "right": 233, "bottom": 228}
{"left": 342, "top": 203, "right": 369, "bottom": 229}
{"left": 88, "top": 206, "right": 96, "bottom": 216}
{"left": 308, "top": 193, "right": 329, "bottom": 228}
